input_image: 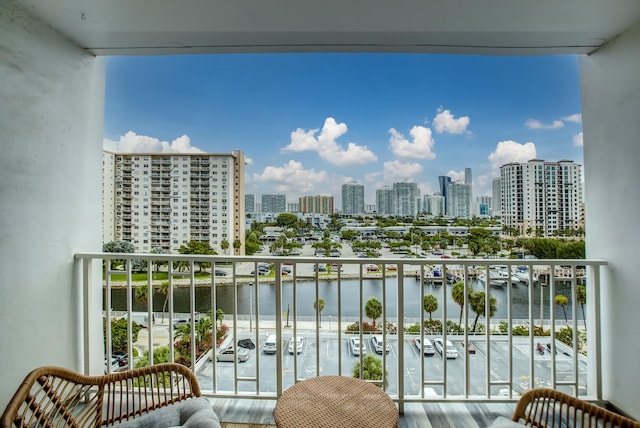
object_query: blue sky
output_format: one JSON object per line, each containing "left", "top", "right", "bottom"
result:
{"left": 103, "top": 54, "right": 584, "bottom": 208}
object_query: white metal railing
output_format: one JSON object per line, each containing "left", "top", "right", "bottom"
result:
{"left": 76, "top": 252, "right": 606, "bottom": 409}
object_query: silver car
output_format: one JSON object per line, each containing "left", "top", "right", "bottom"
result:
{"left": 349, "top": 336, "right": 367, "bottom": 356}
{"left": 371, "top": 334, "right": 390, "bottom": 354}
{"left": 414, "top": 337, "right": 435, "bottom": 356}
{"left": 433, "top": 338, "right": 459, "bottom": 359}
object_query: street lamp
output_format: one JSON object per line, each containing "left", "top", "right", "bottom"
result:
{"left": 248, "top": 283, "right": 254, "bottom": 333}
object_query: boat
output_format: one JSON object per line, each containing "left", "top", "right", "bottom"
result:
{"left": 478, "top": 268, "right": 510, "bottom": 288}
{"left": 511, "top": 267, "right": 537, "bottom": 285}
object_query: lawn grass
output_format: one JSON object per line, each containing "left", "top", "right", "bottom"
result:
{"left": 105, "top": 271, "right": 212, "bottom": 282}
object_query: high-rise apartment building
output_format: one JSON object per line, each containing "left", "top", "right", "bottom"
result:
{"left": 492, "top": 178, "right": 501, "bottom": 217}
{"left": 376, "top": 186, "right": 393, "bottom": 215}
{"left": 103, "top": 150, "right": 246, "bottom": 254}
{"left": 341, "top": 181, "right": 365, "bottom": 215}
{"left": 245, "top": 194, "right": 255, "bottom": 213}
{"left": 500, "top": 159, "right": 583, "bottom": 236}
{"left": 475, "top": 196, "right": 492, "bottom": 218}
{"left": 392, "top": 182, "right": 420, "bottom": 217}
{"left": 465, "top": 167, "right": 472, "bottom": 185}
{"left": 299, "top": 195, "right": 334, "bottom": 215}
{"left": 261, "top": 194, "right": 286, "bottom": 213}
{"left": 446, "top": 181, "right": 472, "bottom": 218}
{"left": 423, "top": 194, "right": 445, "bottom": 216}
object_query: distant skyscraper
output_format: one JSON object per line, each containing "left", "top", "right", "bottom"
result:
{"left": 341, "top": 181, "right": 365, "bottom": 215}
{"left": 376, "top": 186, "right": 393, "bottom": 215}
{"left": 423, "top": 194, "right": 445, "bottom": 216}
{"left": 446, "top": 181, "right": 472, "bottom": 218}
{"left": 438, "top": 176, "right": 452, "bottom": 214}
{"left": 465, "top": 167, "right": 472, "bottom": 185}
{"left": 299, "top": 195, "right": 334, "bottom": 214}
{"left": 476, "top": 196, "right": 492, "bottom": 217}
{"left": 392, "top": 182, "right": 420, "bottom": 217}
{"left": 492, "top": 178, "right": 501, "bottom": 217}
{"left": 245, "top": 194, "right": 255, "bottom": 213}
{"left": 261, "top": 194, "right": 286, "bottom": 213}
{"left": 501, "top": 159, "right": 583, "bottom": 236}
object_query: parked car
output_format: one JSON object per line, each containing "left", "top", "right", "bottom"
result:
{"left": 112, "top": 352, "right": 128, "bottom": 367}
{"left": 263, "top": 334, "right": 277, "bottom": 354}
{"left": 371, "top": 334, "right": 390, "bottom": 354}
{"left": 214, "top": 269, "right": 227, "bottom": 276}
{"left": 366, "top": 264, "right": 380, "bottom": 272}
{"left": 288, "top": 336, "right": 304, "bottom": 354}
{"left": 349, "top": 336, "right": 367, "bottom": 356}
{"left": 433, "top": 338, "right": 459, "bottom": 359}
{"left": 251, "top": 266, "right": 270, "bottom": 275}
{"left": 214, "top": 336, "right": 250, "bottom": 362}
{"left": 414, "top": 337, "right": 435, "bottom": 356}
{"left": 313, "top": 263, "right": 327, "bottom": 273}
{"left": 173, "top": 319, "right": 190, "bottom": 330}
{"left": 461, "top": 340, "right": 476, "bottom": 354}
{"left": 386, "top": 264, "right": 398, "bottom": 271}
{"left": 105, "top": 358, "right": 120, "bottom": 372}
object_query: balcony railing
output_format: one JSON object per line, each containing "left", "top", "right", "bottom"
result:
{"left": 76, "top": 253, "right": 606, "bottom": 410}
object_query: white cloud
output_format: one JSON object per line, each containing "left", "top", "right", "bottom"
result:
{"left": 573, "top": 132, "right": 583, "bottom": 147}
{"left": 488, "top": 140, "right": 537, "bottom": 171}
{"left": 282, "top": 117, "right": 377, "bottom": 166}
{"left": 563, "top": 113, "right": 582, "bottom": 124}
{"left": 112, "top": 131, "right": 204, "bottom": 153}
{"left": 244, "top": 157, "right": 254, "bottom": 165}
{"left": 388, "top": 126, "right": 436, "bottom": 159}
{"left": 447, "top": 170, "right": 465, "bottom": 182}
{"left": 383, "top": 160, "right": 423, "bottom": 183}
{"left": 525, "top": 119, "right": 564, "bottom": 130}
{"left": 252, "top": 160, "right": 328, "bottom": 195}
{"left": 433, "top": 108, "right": 470, "bottom": 134}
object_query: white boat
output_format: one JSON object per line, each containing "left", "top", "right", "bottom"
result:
{"left": 512, "top": 268, "right": 537, "bottom": 285}
{"left": 478, "top": 268, "right": 510, "bottom": 287}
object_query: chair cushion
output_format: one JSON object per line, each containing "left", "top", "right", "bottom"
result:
{"left": 117, "top": 397, "right": 220, "bottom": 428}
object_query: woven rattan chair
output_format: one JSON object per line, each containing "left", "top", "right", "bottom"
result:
{"left": 512, "top": 388, "right": 640, "bottom": 427}
{"left": 1, "top": 363, "right": 202, "bottom": 427}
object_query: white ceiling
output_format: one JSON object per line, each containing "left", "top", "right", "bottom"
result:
{"left": 13, "top": 0, "right": 640, "bottom": 56}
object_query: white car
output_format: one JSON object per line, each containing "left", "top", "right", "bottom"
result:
{"left": 349, "top": 336, "right": 367, "bottom": 356}
{"left": 371, "top": 334, "right": 390, "bottom": 354}
{"left": 433, "top": 338, "right": 459, "bottom": 359}
{"left": 414, "top": 337, "right": 435, "bottom": 356}
{"left": 263, "top": 334, "right": 277, "bottom": 354}
{"left": 288, "top": 336, "right": 304, "bottom": 354}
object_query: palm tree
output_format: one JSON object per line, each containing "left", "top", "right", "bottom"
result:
{"left": 365, "top": 297, "right": 383, "bottom": 329}
{"left": 233, "top": 239, "right": 242, "bottom": 254}
{"left": 451, "top": 281, "right": 472, "bottom": 328}
{"left": 469, "top": 291, "right": 497, "bottom": 332}
{"left": 555, "top": 294, "right": 569, "bottom": 324}
{"left": 195, "top": 318, "right": 212, "bottom": 345}
{"left": 134, "top": 284, "right": 148, "bottom": 304}
{"left": 352, "top": 354, "right": 388, "bottom": 388}
{"left": 423, "top": 294, "right": 438, "bottom": 321}
{"left": 220, "top": 239, "right": 229, "bottom": 255}
{"left": 576, "top": 285, "right": 586, "bottom": 329}
{"left": 313, "top": 298, "right": 326, "bottom": 327}
{"left": 157, "top": 281, "right": 169, "bottom": 322}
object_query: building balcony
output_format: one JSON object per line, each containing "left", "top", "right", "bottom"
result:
{"left": 75, "top": 252, "right": 607, "bottom": 424}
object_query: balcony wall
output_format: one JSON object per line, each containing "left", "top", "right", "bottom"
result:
{"left": 0, "top": 1, "right": 105, "bottom": 411}
{"left": 579, "top": 18, "right": 640, "bottom": 418}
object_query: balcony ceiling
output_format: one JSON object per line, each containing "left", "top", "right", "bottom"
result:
{"left": 13, "top": 0, "right": 640, "bottom": 56}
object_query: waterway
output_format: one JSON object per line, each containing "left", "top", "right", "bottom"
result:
{"left": 107, "top": 277, "right": 583, "bottom": 322}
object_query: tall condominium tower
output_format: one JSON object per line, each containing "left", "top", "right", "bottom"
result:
{"left": 261, "top": 194, "right": 287, "bottom": 213}
{"left": 438, "top": 176, "right": 452, "bottom": 214}
{"left": 423, "top": 194, "right": 445, "bottom": 216}
{"left": 492, "top": 178, "right": 501, "bottom": 217}
{"left": 392, "top": 182, "right": 420, "bottom": 217}
{"left": 341, "top": 181, "right": 365, "bottom": 215}
{"left": 103, "top": 150, "right": 246, "bottom": 254}
{"left": 376, "top": 186, "right": 393, "bottom": 215}
{"left": 446, "top": 181, "right": 472, "bottom": 218}
{"left": 299, "top": 195, "right": 334, "bottom": 214}
{"left": 500, "top": 159, "right": 583, "bottom": 236}
{"left": 465, "top": 167, "right": 472, "bottom": 185}
{"left": 245, "top": 194, "right": 255, "bottom": 213}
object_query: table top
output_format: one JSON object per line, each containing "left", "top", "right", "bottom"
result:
{"left": 274, "top": 375, "right": 399, "bottom": 428}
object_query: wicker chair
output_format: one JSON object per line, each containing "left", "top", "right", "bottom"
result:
{"left": 512, "top": 388, "right": 640, "bottom": 428}
{"left": 1, "top": 363, "right": 207, "bottom": 427}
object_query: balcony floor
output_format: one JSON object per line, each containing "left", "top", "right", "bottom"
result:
{"left": 209, "top": 397, "right": 516, "bottom": 427}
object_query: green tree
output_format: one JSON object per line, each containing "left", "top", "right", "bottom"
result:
{"left": 150, "top": 246, "right": 169, "bottom": 277}
{"left": 233, "top": 238, "right": 242, "bottom": 254}
{"left": 555, "top": 294, "right": 569, "bottom": 324}
{"left": 195, "top": 317, "right": 213, "bottom": 344}
{"left": 365, "top": 297, "right": 383, "bottom": 328}
{"left": 576, "top": 285, "right": 586, "bottom": 328}
{"left": 104, "top": 318, "right": 142, "bottom": 354}
{"left": 451, "top": 281, "right": 472, "bottom": 328}
{"left": 423, "top": 294, "right": 438, "bottom": 321}
{"left": 103, "top": 240, "right": 137, "bottom": 270}
{"left": 276, "top": 213, "right": 299, "bottom": 229}
{"left": 352, "top": 354, "right": 388, "bottom": 388}
{"left": 178, "top": 240, "right": 216, "bottom": 272}
{"left": 135, "top": 345, "right": 170, "bottom": 368}
{"left": 469, "top": 291, "right": 497, "bottom": 332}
{"left": 313, "top": 298, "right": 326, "bottom": 327}
{"left": 134, "top": 284, "right": 148, "bottom": 304}
{"left": 220, "top": 239, "right": 230, "bottom": 255}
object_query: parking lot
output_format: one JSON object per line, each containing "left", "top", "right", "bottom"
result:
{"left": 196, "top": 332, "right": 587, "bottom": 397}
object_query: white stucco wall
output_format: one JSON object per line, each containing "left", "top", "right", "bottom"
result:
{"left": 580, "top": 20, "right": 640, "bottom": 418}
{"left": 0, "top": 1, "right": 105, "bottom": 410}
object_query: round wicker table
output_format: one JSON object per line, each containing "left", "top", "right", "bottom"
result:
{"left": 274, "top": 376, "right": 398, "bottom": 428}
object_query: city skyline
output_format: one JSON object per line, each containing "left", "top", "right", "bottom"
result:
{"left": 104, "top": 53, "right": 584, "bottom": 208}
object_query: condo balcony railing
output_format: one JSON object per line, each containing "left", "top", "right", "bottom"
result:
{"left": 75, "top": 252, "right": 606, "bottom": 408}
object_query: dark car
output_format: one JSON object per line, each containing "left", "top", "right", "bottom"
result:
{"left": 214, "top": 269, "right": 227, "bottom": 276}
{"left": 112, "top": 353, "right": 128, "bottom": 367}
